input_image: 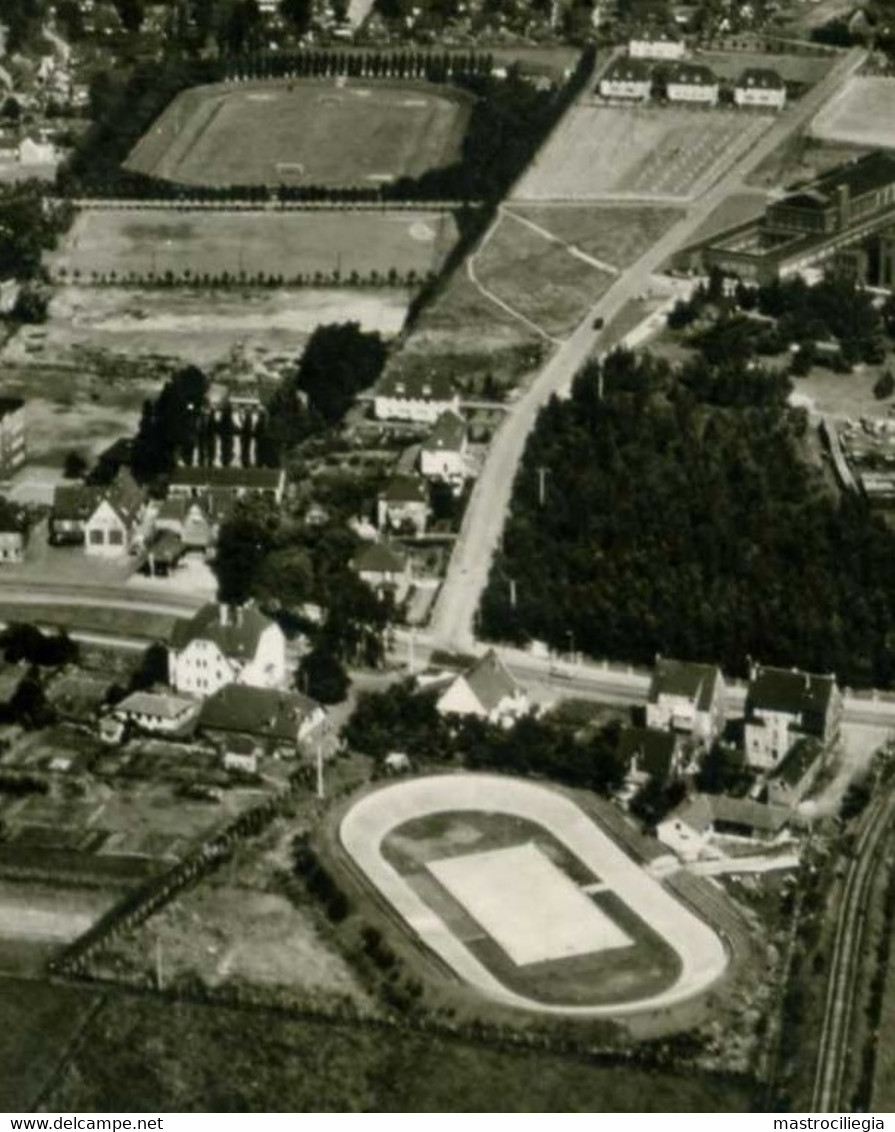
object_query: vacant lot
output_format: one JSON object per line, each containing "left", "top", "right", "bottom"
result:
{"left": 49, "top": 208, "right": 459, "bottom": 284}
{"left": 0, "top": 977, "right": 103, "bottom": 1111}
{"left": 3, "top": 285, "right": 410, "bottom": 372}
{"left": 474, "top": 212, "right": 615, "bottom": 337}
{"left": 505, "top": 204, "right": 683, "bottom": 269}
{"left": 127, "top": 80, "right": 471, "bottom": 188}
{"left": 811, "top": 77, "right": 895, "bottom": 149}
{"left": 696, "top": 50, "right": 834, "bottom": 85}
{"left": 515, "top": 105, "right": 772, "bottom": 201}
{"left": 45, "top": 993, "right": 757, "bottom": 1111}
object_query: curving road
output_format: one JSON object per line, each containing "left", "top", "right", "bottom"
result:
{"left": 428, "top": 47, "right": 866, "bottom": 653}
{"left": 340, "top": 773, "right": 728, "bottom": 1016}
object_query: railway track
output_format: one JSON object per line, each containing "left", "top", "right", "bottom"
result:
{"left": 811, "top": 785, "right": 895, "bottom": 1111}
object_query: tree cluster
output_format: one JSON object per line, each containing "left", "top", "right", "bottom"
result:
{"left": 0, "top": 182, "right": 73, "bottom": 282}
{"left": 0, "top": 623, "right": 79, "bottom": 668}
{"left": 479, "top": 349, "right": 895, "bottom": 687}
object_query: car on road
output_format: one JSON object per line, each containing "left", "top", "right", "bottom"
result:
{"left": 592, "top": 316, "right": 604, "bottom": 330}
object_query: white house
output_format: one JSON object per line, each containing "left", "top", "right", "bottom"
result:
{"left": 377, "top": 475, "right": 431, "bottom": 535}
{"left": 598, "top": 57, "right": 653, "bottom": 101}
{"left": 629, "top": 29, "right": 686, "bottom": 60}
{"left": 108, "top": 691, "right": 200, "bottom": 736}
{"left": 436, "top": 649, "right": 529, "bottom": 726}
{"left": 83, "top": 469, "right": 145, "bottom": 558}
{"left": 167, "top": 466, "right": 286, "bottom": 506}
{"left": 18, "top": 136, "right": 57, "bottom": 166}
{"left": 734, "top": 68, "right": 786, "bottom": 110}
{"left": 373, "top": 372, "right": 460, "bottom": 424}
{"left": 645, "top": 657, "right": 726, "bottom": 746}
{"left": 419, "top": 410, "right": 468, "bottom": 487}
{"left": 666, "top": 62, "right": 719, "bottom": 105}
{"left": 167, "top": 601, "right": 288, "bottom": 697}
{"left": 657, "top": 793, "right": 790, "bottom": 861}
{"left": 743, "top": 664, "right": 842, "bottom": 771}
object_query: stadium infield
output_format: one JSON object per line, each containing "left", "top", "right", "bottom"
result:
{"left": 340, "top": 774, "right": 727, "bottom": 1016}
{"left": 125, "top": 79, "right": 472, "bottom": 189}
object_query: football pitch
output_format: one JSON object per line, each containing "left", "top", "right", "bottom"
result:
{"left": 340, "top": 774, "right": 728, "bottom": 1015}
{"left": 125, "top": 80, "right": 472, "bottom": 189}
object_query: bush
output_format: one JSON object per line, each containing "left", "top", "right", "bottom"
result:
{"left": 874, "top": 370, "right": 895, "bottom": 400}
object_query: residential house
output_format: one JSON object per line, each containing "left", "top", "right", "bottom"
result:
{"left": 167, "top": 465, "right": 286, "bottom": 506}
{"left": 49, "top": 484, "right": 97, "bottom": 545}
{"left": 598, "top": 57, "right": 653, "bottom": 101}
{"left": 154, "top": 496, "right": 215, "bottom": 551}
{"left": 657, "top": 792, "right": 790, "bottom": 860}
{"left": 197, "top": 682, "right": 328, "bottom": 759}
{"left": 645, "top": 657, "right": 726, "bottom": 745}
{"left": 734, "top": 67, "right": 786, "bottom": 110}
{"left": 766, "top": 737, "right": 824, "bottom": 807}
{"left": 104, "top": 691, "right": 200, "bottom": 740}
{"left": 436, "top": 649, "right": 529, "bottom": 726}
{"left": 744, "top": 664, "right": 842, "bottom": 771}
{"left": 419, "top": 410, "right": 468, "bottom": 487}
{"left": 619, "top": 726, "right": 680, "bottom": 789}
{"left": 144, "top": 529, "right": 185, "bottom": 576}
{"left": 351, "top": 540, "right": 411, "bottom": 602}
{"left": 17, "top": 136, "right": 57, "bottom": 166}
{"left": 0, "top": 499, "right": 26, "bottom": 562}
{"left": 0, "top": 397, "right": 25, "bottom": 475}
{"left": 167, "top": 601, "right": 287, "bottom": 697}
{"left": 84, "top": 469, "right": 144, "bottom": 558}
{"left": 373, "top": 372, "right": 460, "bottom": 424}
{"left": 629, "top": 29, "right": 686, "bottom": 59}
{"left": 666, "top": 62, "right": 720, "bottom": 105}
{"left": 377, "top": 475, "right": 431, "bottom": 535}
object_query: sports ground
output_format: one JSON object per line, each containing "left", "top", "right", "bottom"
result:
{"left": 810, "top": 77, "right": 895, "bottom": 149}
{"left": 50, "top": 208, "right": 459, "bottom": 283}
{"left": 340, "top": 774, "right": 728, "bottom": 1015}
{"left": 125, "top": 80, "right": 472, "bottom": 188}
{"left": 515, "top": 105, "right": 772, "bottom": 202}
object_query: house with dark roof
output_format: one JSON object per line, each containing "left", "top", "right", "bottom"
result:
{"left": 154, "top": 496, "right": 215, "bottom": 551}
{"left": 598, "top": 57, "right": 653, "bottom": 101}
{"left": 167, "top": 466, "right": 286, "bottom": 505}
{"left": 377, "top": 475, "right": 431, "bottom": 535}
{"left": 419, "top": 410, "right": 468, "bottom": 487}
{"left": 734, "top": 67, "right": 786, "bottom": 110}
{"left": 168, "top": 601, "right": 287, "bottom": 698}
{"left": 436, "top": 649, "right": 529, "bottom": 726}
{"left": 0, "top": 497, "right": 27, "bottom": 563}
{"left": 744, "top": 664, "right": 841, "bottom": 771}
{"left": 49, "top": 484, "right": 97, "bottom": 545}
{"left": 351, "top": 540, "right": 411, "bottom": 602}
{"left": 666, "top": 62, "right": 719, "bottom": 104}
{"left": 657, "top": 792, "right": 790, "bottom": 859}
{"left": 766, "top": 737, "right": 825, "bottom": 807}
{"left": 619, "top": 726, "right": 680, "bottom": 788}
{"left": 84, "top": 469, "right": 145, "bottom": 558}
{"left": 373, "top": 372, "right": 460, "bottom": 424}
{"left": 645, "top": 657, "right": 726, "bottom": 745}
{"left": 197, "top": 683, "right": 328, "bottom": 759}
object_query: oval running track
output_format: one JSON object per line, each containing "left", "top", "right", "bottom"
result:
{"left": 339, "top": 773, "right": 729, "bottom": 1016}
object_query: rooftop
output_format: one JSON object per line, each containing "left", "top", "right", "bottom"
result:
{"left": 746, "top": 664, "right": 837, "bottom": 725}
{"left": 169, "top": 601, "right": 275, "bottom": 660}
{"left": 115, "top": 691, "right": 196, "bottom": 720}
{"left": 667, "top": 62, "right": 717, "bottom": 85}
{"left": 352, "top": 540, "right": 408, "bottom": 575}
{"left": 421, "top": 410, "right": 467, "bottom": 454}
{"left": 380, "top": 475, "right": 430, "bottom": 505}
{"left": 649, "top": 657, "right": 721, "bottom": 712}
{"left": 603, "top": 57, "right": 653, "bottom": 82}
{"left": 736, "top": 67, "right": 784, "bottom": 90}
{"left": 669, "top": 792, "right": 790, "bottom": 834}
{"left": 461, "top": 648, "right": 521, "bottom": 714}
{"left": 771, "top": 736, "right": 822, "bottom": 788}
{"left": 169, "top": 466, "right": 285, "bottom": 490}
{"left": 377, "top": 371, "right": 456, "bottom": 402}
{"left": 782, "top": 152, "right": 895, "bottom": 209}
{"left": 198, "top": 683, "right": 323, "bottom": 744}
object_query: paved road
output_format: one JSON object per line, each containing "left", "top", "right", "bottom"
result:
{"left": 0, "top": 578, "right": 203, "bottom": 619}
{"left": 428, "top": 47, "right": 866, "bottom": 653}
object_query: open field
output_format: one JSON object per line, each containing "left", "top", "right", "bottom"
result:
{"left": 746, "top": 133, "right": 867, "bottom": 191}
{"left": 126, "top": 80, "right": 471, "bottom": 189}
{"left": 0, "top": 601, "right": 178, "bottom": 641}
{"left": 42, "top": 992, "right": 758, "bottom": 1111}
{"left": 0, "top": 881, "right": 116, "bottom": 944}
{"left": 2, "top": 285, "right": 410, "bottom": 372}
{"left": 694, "top": 50, "right": 834, "bottom": 85}
{"left": 810, "top": 77, "right": 895, "bottom": 149}
{"left": 341, "top": 774, "right": 727, "bottom": 1016}
{"left": 49, "top": 208, "right": 459, "bottom": 284}
{"left": 683, "top": 191, "right": 768, "bottom": 246}
{"left": 474, "top": 212, "right": 616, "bottom": 337}
{"left": 515, "top": 106, "right": 773, "bottom": 202}
{"left": 0, "top": 977, "right": 103, "bottom": 1111}
{"left": 505, "top": 204, "right": 683, "bottom": 269}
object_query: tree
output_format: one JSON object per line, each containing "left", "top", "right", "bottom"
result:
{"left": 874, "top": 370, "right": 895, "bottom": 401}
{"left": 294, "top": 323, "right": 388, "bottom": 426}
{"left": 11, "top": 670, "right": 55, "bottom": 730}
{"left": 298, "top": 646, "right": 350, "bottom": 704}
{"left": 212, "top": 502, "right": 277, "bottom": 605}
{"left": 279, "top": 0, "right": 312, "bottom": 33}
{"left": 114, "top": 0, "right": 145, "bottom": 32}
{"left": 63, "top": 451, "right": 89, "bottom": 480}
{"left": 1, "top": 97, "right": 21, "bottom": 123}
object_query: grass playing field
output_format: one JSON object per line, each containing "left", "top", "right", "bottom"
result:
{"left": 50, "top": 208, "right": 459, "bottom": 284}
{"left": 810, "top": 77, "right": 895, "bottom": 149}
{"left": 515, "top": 105, "right": 773, "bottom": 201}
{"left": 125, "top": 79, "right": 472, "bottom": 189}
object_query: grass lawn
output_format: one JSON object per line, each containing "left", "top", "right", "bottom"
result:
{"left": 0, "top": 977, "right": 103, "bottom": 1111}
{"left": 810, "top": 77, "right": 895, "bottom": 150}
{"left": 126, "top": 80, "right": 471, "bottom": 189}
{"left": 475, "top": 212, "right": 615, "bottom": 337}
{"left": 696, "top": 50, "right": 834, "bottom": 85}
{"left": 50, "top": 209, "right": 459, "bottom": 284}
{"left": 506, "top": 204, "right": 683, "bottom": 269}
{"left": 0, "top": 602, "right": 178, "bottom": 641}
{"left": 45, "top": 993, "right": 758, "bottom": 1111}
